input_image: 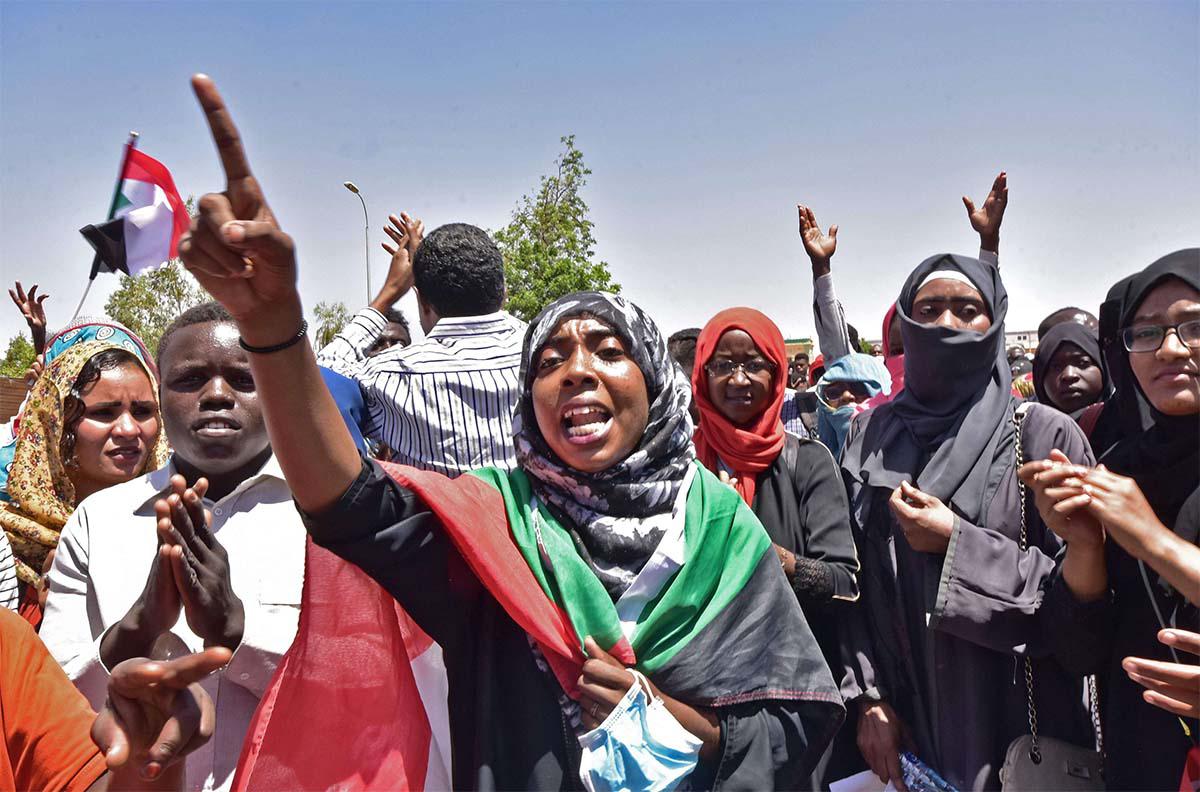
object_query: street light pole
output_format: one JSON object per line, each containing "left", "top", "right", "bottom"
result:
{"left": 343, "top": 181, "right": 371, "bottom": 302}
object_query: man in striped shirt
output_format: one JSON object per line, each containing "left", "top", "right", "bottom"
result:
{"left": 319, "top": 216, "right": 525, "bottom": 478}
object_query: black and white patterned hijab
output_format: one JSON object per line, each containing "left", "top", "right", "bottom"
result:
{"left": 513, "top": 291, "right": 696, "bottom": 599}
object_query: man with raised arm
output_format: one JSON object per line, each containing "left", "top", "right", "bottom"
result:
{"left": 316, "top": 207, "right": 525, "bottom": 477}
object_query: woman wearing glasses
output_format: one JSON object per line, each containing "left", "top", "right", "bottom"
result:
{"left": 691, "top": 307, "right": 862, "bottom": 788}
{"left": 1023, "top": 249, "right": 1200, "bottom": 790}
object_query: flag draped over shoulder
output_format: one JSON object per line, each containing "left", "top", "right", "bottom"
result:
{"left": 79, "top": 147, "right": 189, "bottom": 277}
{"left": 233, "top": 461, "right": 844, "bottom": 790}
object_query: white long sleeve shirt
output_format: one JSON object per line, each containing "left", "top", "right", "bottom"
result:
{"left": 39, "top": 456, "right": 305, "bottom": 792}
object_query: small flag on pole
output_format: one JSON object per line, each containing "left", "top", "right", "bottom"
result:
{"left": 79, "top": 144, "right": 189, "bottom": 278}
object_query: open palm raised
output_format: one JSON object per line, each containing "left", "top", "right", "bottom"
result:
{"left": 962, "top": 171, "right": 1008, "bottom": 244}
{"left": 797, "top": 204, "right": 838, "bottom": 261}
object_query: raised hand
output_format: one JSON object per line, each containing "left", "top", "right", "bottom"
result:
{"left": 371, "top": 212, "right": 424, "bottom": 312}
{"left": 156, "top": 476, "right": 245, "bottom": 651}
{"left": 8, "top": 281, "right": 49, "bottom": 354}
{"left": 888, "top": 481, "right": 955, "bottom": 554}
{"left": 92, "top": 647, "right": 230, "bottom": 785}
{"left": 178, "top": 75, "right": 300, "bottom": 343}
{"left": 797, "top": 204, "right": 838, "bottom": 277}
{"left": 963, "top": 171, "right": 1007, "bottom": 253}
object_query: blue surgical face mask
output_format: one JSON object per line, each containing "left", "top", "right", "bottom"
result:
{"left": 578, "top": 671, "right": 702, "bottom": 792}
{"left": 817, "top": 401, "right": 856, "bottom": 458}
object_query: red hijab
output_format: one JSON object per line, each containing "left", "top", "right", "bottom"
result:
{"left": 863, "top": 302, "right": 904, "bottom": 412}
{"left": 692, "top": 307, "right": 788, "bottom": 505}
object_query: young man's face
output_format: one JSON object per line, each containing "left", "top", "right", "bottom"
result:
{"left": 158, "top": 322, "right": 270, "bottom": 476}
{"left": 790, "top": 358, "right": 809, "bottom": 388}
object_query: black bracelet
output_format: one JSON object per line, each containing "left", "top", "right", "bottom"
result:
{"left": 239, "top": 320, "right": 308, "bottom": 354}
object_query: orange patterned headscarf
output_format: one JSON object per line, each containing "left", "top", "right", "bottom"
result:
{"left": 0, "top": 340, "right": 169, "bottom": 588}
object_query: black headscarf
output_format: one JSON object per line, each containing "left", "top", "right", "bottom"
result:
{"left": 1090, "top": 273, "right": 1157, "bottom": 455}
{"left": 512, "top": 291, "right": 696, "bottom": 598}
{"left": 843, "top": 253, "right": 1014, "bottom": 524}
{"left": 1032, "top": 322, "right": 1106, "bottom": 418}
{"left": 1100, "top": 249, "right": 1200, "bottom": 545}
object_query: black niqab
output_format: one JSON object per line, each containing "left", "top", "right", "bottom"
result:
{"left": 843, "top": 253, "right": 1013, "bottom": 524}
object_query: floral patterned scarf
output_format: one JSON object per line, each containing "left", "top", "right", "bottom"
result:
{"left": 0, "top": 340, "right": 169, "bottom": 588}
{"left": 512, "top": 292, "right": 696, "bottom": 599}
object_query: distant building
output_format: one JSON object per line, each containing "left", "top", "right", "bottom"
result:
{"left": 862, "top": 331, "right": 1040, "bottom": 355}
{"left": 1006, "top": 330, "right": 1038, "bottom": 353}
{"left": 784, "top": 338, "right": 814, "bottom": 358}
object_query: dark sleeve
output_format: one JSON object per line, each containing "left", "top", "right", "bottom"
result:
{"left": 300, "top": 456, "right": 478, "bottom": 651}
{"left": 1041, "top": 557, "right": 1112, "bottom": 675}
{"left": 929, "top": 405, "right": 1098, "bottom": 656}
{"left": 791, "top": 441, "right": 859, "bottom": 603}
{"left": 837, "top": 479, "right": 888, "bottom": 704}
{"left": 709, "top": 701, "right": 830, "bottom": 791}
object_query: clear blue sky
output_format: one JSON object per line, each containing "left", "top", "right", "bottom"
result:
{"left": 2, "top": 1, "right": 1197, "bottom": 348}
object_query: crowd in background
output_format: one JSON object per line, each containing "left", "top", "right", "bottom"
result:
{"left": 0, "top": 74, "right": 1196, "bottom": 792}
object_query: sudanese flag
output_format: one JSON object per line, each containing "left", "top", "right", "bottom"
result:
{"left": 233, "top": 462, "right": 845, "bottom": 790}
{"left": 79, "top": 147, "right": 190, "bottom": 277}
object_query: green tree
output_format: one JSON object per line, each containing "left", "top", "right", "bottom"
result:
{"left": 103, "top": 264, "right": 208, "bottom": 356}
{"left": 0, "top": 335, "right": 35, "bottom": 378}
{"left": 313, "top": 301, "right": 351, "bottom": 348}
{"left": 493, "top": 135, "right": 619, "bottom": 321}
{"left": 102, "top": 197, "right": 207, "bottom": 355}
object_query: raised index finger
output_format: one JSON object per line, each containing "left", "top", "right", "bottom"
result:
{"left": 191, "top": 74, "right": 253, "bottom": 185}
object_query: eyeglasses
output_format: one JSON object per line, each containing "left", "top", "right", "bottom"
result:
{"left": 704, "top": 358, "right": 776, "bottom": 379}
{"left": 1120, "top": 319, "right": 1200, "bottom": 353}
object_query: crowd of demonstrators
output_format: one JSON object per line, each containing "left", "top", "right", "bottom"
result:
{"left": 0, "top": 71, "right": 1195, "bottom": 792}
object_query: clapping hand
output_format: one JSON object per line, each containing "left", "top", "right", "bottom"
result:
{"left": 1017, "top": 449, "right": 1104, "bottom": 548}
{"left": 178, "top": 75, "right": 300, "bottom": 345}
{"left": 156, "top": 476, "right": 245, "bottom": 651}
{"left": 797, "top": 204, "right": 838, "bottom": 277}
{"left": 8, "top": 281, "right": 49, "bottom": 354}
{"left": 962, "top": 171, "right": 1007, "bottom": 253}
{"left": 371, "top": 212, "right": 424, "bottom": 312}
{"left": 93, "top": 647, "right": 230, "bottom": 786}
